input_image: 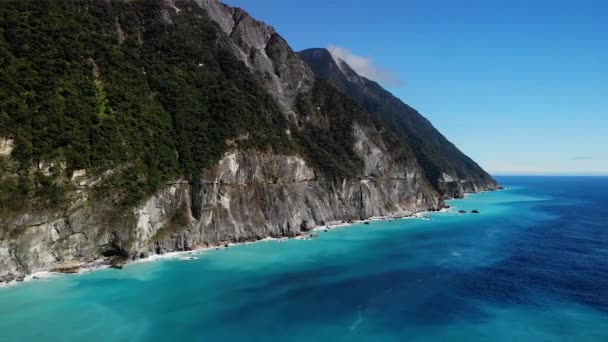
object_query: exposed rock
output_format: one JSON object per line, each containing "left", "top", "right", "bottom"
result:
{"left": 71, "top": 169, "right": 87, "bottom": 181}
{"left": 51, "top": 266, "right": 81, "bottom": 274}
{"left": 300, "top": 220, "right": 311, "bottom": 232}
{"left": 0, "top": 137, "right": 14, "bottom": 156}
{"left": 37, "top": 161, "right": 57, "bottom": 176}
{"left": 0, "top": 273, "right": 17, "bottom": 283}
{"left": 195, "top": 0, "right": 314, "bottom": 120}
{"left": 471, "top": 210, "right": 480, "bottom": 214}
{"left": 110, "top": 256, "right": 126, "bottom": 269}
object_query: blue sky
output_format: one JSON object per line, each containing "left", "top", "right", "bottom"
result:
{"left": 225, "top": 0, "right": 608, "bottom": 175}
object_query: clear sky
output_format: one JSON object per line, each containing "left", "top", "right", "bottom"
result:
{"left": 225, "top": 0, "right": 608, "bottom": 175}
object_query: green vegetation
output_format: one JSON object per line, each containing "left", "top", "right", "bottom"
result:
{"left": 0, "top": 0, "right": 293, "bottom": 211}
{"left": 294, "top": 80, "right": 365, "bottom": 177}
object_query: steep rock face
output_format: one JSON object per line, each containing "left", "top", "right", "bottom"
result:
{"left": 151, "top": 149, "right": 437, "bottom": 253}
{"left": 195, "top": 0, "right": 315, "bottom": 119}
{"left": 0, "top": 144, "right": 439, "bottom": 282}
{"left": 298, "top": 48, "right": 498, "bottom": 197}
{"left": 0, "top": 199, "right": 117, "bottom": 281}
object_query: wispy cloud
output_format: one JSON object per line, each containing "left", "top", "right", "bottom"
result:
{"left": 327, "top": 45, "right": 403, "bottom": 87}
{"left": 570, "top": 156, "right": 593, "bottom": 160}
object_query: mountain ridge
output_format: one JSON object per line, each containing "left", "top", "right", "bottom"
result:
{"left": 298, "top": 47, "right": 497, "bottom": 197}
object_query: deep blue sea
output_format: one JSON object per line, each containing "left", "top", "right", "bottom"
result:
{"left": 1, "top": 176, "right": 608, "bottom": 341}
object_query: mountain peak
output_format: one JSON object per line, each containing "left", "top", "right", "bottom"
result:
{"left": 298, "top": 48, "right": 365, "bottom": 92}
{"left": 299, "top": 48, "right": 365, "bottom": 83}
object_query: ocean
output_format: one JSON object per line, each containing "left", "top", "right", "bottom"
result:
{"left": 1, "top": 176, "right": 607, "bottom": 341}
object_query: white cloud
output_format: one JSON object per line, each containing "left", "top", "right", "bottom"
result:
{"left": 327, "top": 45, "right": 402, "bottom": 87}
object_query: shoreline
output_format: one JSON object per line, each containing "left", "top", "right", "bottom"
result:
{"left": 0, "top": 211, "right": 434, "bottom": 289}
{"left": 0, "top": 188, "right": 500, "bottom": 289}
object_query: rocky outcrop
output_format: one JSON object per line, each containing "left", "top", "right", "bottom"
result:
{"left": 195, "top": 0, "right": 315, "bottom": 120}
{"left": 0, "top": 138, "right": 14, "bottom": 156}
{"left": 51, "top": 265, "right": 81, "bottom": 274}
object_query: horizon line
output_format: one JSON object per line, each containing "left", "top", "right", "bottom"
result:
{"left": 492, "top": 173, "right": 608, "bottom": 177}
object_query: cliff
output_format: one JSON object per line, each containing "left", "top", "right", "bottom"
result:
{"left": 298, "top": 48, "right": 498, "bottom": 197}
{"left": 0, "top": 0, "right": 495, "bottom": 283}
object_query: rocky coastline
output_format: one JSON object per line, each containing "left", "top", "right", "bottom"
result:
{"left": 0, "top": 187, "right": 503, "bottom": 287}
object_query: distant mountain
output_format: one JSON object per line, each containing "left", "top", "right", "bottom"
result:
{"left": 298, "top": 48, "right": 497, "bottom": 197}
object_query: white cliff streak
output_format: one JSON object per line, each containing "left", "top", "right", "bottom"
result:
{"left": 0, "top": 138, "right": 14, "bottom": 156}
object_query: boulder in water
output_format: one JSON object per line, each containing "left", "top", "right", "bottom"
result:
{"left": 110, "top": 256, "right": 126, "bottom": 269}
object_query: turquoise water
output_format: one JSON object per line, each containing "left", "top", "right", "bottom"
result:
{"left": 1, "top": 176, "right": 608, "bottom": 341}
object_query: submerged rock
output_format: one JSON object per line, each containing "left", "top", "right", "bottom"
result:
{"left": 471, "top": 210, "right": 480, "bottom": 214}
{"left": 458, "top": 210, "right": 467, "bottom": 213}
